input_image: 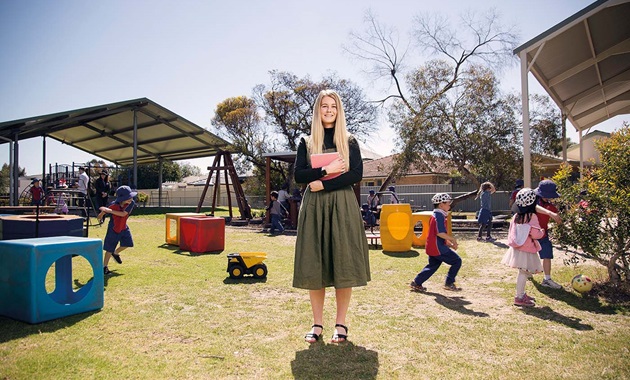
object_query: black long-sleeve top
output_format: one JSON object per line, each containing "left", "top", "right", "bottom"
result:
{"left": 294, "top": 128, "right": 363, "bottom": 191}
{"left": 95, "top": 177, "right": 111, "bottom": 196}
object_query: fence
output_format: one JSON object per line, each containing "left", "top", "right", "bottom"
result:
{"left": 136, "top": 184, "right": 511, "bottom": 214}
{"left": 360, "top": 184, "right": 512, "bottom": 214}
{"left": 138, "top": 187, "right": 268, "bottom": 211}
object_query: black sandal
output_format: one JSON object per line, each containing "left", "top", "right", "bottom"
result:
{"left": 304, "top": 324, "right": 323, "bottom": 343}
{"left": 331, "top": 324, "right": 348, "bottom": 343}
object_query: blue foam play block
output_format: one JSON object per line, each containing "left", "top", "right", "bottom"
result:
{"left": 0, "top": 215, "right": 84, "bottom": 240}
{"left": 0, "top": 236, "right": 104, "bottom": 324}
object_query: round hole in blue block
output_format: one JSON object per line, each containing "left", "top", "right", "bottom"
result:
{"left": 44, "top": 254, "right": 96, "bottom": 305}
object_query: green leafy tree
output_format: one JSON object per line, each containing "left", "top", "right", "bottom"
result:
{"left": 254, "top": 71, "right": 378, "bottom": 151}
{"left": 180, "top": 162, "right": 201, "bottom": 178}
{"left": 388, "top": 62, "right": 522, "bottom": 188}
{"left": 507, "top": 93, "right": 573, "bottom": 157}
{"left": 212, "top": 96, "right": 281, "bottom": 193}
{"left": 554, "top": 123, "right": 630, "bottom": 283}
{"left": 212, "top": 71, "right": 378, "bottom": 193}
{"left": 132, "top": 161, "right": 182, "bottom": 189}
{"left": 0, "top": 163, "right": 26, "bottom": 193}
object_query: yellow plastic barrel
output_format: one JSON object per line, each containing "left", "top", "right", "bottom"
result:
{"left": 380, "top": 204, "right": 413, "bottom": 251}
{"left": 411, "top": 211, "right": 453, "bottom": 247}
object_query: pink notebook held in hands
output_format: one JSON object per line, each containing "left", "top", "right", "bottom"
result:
{"left": 310, "top": 153, "right": 342, "bottom": 180}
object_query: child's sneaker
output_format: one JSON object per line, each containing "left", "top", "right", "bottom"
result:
{"left": 485, "top": 237, "right": 496, "bottom": 242}
{"left": 522, "top": 293, "right": 536, "bottom": 302}
{"left": 443, "top": 283, "right": 462, "bottom": 291}
{"left": 541, "top": 278, "right": 562, "bottom": 289}
{"left": 111, "top": 253, "right": 122, "bottom": 264}
{"left": 104, "top": 266, "right": 112, "bottom": 276}
{"left": 514, "top": 295, "right": 535, "bottom": 307}
{"left": 476, "top": 236, "right": 484, "bottom": 242}
{"left": 409, "top": 281, "right": 427, "bottom": 292}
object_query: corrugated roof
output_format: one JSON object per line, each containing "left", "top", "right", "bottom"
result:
{"left": 0, "top": 97, "right": 232, "bottom": 166}
{"left": 514, "top": 0, "right": 630, "bottom": 131}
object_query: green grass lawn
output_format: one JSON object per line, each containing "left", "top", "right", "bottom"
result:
{"left": 1, "top": 213, "right": 629, "bottom": 379}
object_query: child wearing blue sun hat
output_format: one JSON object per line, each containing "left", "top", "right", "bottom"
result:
{"left": 98, "top": 185, "right": 137, "bottom": 275}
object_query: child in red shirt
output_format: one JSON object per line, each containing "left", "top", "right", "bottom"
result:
{"left": 98, "top": 186, "right": 137, "bottom": 276}
{"left": 535, "top": 180, "right": 563, "bottom": 289}
{"left": 29, "top": 179, "right": 45, "bottom": 206}
{"left": 410, "top": 193, "right": 462, "bottom": 292}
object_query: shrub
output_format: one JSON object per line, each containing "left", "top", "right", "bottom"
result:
{"left": 553, "top": 123, "right": 630, "bottom": 283}
{"left": 136, "top": 191, "right": 149, "bottom": 204}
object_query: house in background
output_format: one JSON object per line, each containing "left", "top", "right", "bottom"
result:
{"left": 533, "top": 130, "right": 610, "bottom": 180}
{"left": 532, "top": 154, "right": 581, "bottom": 180}
{"left": 566, "top": 130, "right": 610, "bottom": 165}
{"left": 361, "top": 154, "right": 454, "bottom": 187}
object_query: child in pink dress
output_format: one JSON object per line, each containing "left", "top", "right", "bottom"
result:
{"left": 501, "top": 188, "right": 544, "bottom": 307}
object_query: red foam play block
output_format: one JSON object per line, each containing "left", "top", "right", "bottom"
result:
{"left": 179, "top": 216, "right": 225, "bottom": 254}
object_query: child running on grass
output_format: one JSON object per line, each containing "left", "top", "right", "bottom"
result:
{"left": 410, "top": 193, "right": 462, "bottom": 292}
{"left": 501, "top": 188, "right": 544, "bottom": 307}
{"left": 98, "top": 185, "right": 137, "bottom": 276}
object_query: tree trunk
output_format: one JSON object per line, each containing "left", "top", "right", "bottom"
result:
{"left": 608, "top": 251, "right": 622, "bottom": 283}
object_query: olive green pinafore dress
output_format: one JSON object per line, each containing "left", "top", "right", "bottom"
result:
{"left": 292, "top": 144, "right": 371, "bottom": 290}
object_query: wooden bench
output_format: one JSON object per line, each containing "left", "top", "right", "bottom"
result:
{"left": 365, "top": 232, "right": 381, "bottom": 247}
{"left": 450, "top": 218, "right": 508, "bottom": 230}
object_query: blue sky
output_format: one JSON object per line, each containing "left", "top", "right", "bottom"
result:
{"left": 1, "top": 0, "right": 626, "bottom": 176}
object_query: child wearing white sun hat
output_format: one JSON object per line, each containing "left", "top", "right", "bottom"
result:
{"left": 502, "top": 188, "right": 545, "bottom": 307}
{"left": 410, "top": 193, "right": 463, "bottom": 292}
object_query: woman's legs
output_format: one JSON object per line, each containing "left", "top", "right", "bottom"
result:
{"left": 333, "top": 287, "right": 352, "bottom": 342}
{"left": 305, "top": 289, "right": 325, "bottom": 342}
{"left": 305, "top": 288, "right": 353, "bottom": 342}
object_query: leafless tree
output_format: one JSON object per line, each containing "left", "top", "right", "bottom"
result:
{"left": 345, "top": 9, "right": 521, "bottom": 186}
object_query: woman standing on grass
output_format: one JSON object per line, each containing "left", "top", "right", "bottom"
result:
{"left": 293, "top": 89, "right": 370, "bottom": 344}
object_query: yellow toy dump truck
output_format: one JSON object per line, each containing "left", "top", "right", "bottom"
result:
{"left": 227, "top": 252, "right": 268, "bottom": 279}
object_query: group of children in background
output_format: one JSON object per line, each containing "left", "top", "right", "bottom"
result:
{"left": 411, "top": 178, "right": 563, "bottom": 307}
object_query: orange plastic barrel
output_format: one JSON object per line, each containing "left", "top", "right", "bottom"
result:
{"left": 380, "top": 204, "right": 413, "bottom": 252}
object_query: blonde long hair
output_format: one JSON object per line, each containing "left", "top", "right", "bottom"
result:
{"left": 307, "top": 90, "right": 350, "bottom": 166}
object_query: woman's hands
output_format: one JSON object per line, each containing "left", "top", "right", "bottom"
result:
{"left": 309, "top": 180, "right": 324, "bottom": 192}
{"left": 325, "top": 155, "right": 345, "bottom": 175}
{"left": 309, "top": 154, "right": 346, "bottom": 192}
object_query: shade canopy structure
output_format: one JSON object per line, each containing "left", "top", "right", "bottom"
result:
{"left": 514, "top": 0, "right": 630, "bottom": 186}
{"left": 0, "top": 97, "right": 231, "bottom": 166}
{"left": 0, "top": 98, "right": 232, "bottom": 205}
